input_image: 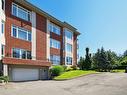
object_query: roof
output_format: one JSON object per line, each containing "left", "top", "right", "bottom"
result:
{"left": 14, "top": 0, "right": 80, "bottom": 35}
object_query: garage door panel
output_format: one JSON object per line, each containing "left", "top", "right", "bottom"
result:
{"left": 12, "top": 68, "right": 39, "bottom": 81}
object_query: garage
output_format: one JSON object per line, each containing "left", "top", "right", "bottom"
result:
{"left": 12, "top": 68, "right": 39, "bottom": 81}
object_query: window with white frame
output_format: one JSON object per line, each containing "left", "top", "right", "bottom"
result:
{"left": 50, "top": 55, "right": 60, "bottom": 65}
{"left": 1, "top": 21, "right": 4, "bottom": 34}
{"left": 66, "top": 43, "right": 72, "bottom": 53}
{"left": 50, "top": 38, "right": 60, "bottom": 49}
{"left": 77, "top": 54, "right": 79, "bottom": 59}
{"left": 66, "top": 56, "right": 72, "bottom": 65}
{"left": 1, "top": 0, "right": 5, "bottom": 10}
{"left": 49, "top": 23, "right": 60, "bottom": 35}
{"left": 12, "top": 48, "right": 32, "bottom": 59}
{"left": 12, "top": 25, "right": 32, "bottom": 41}
{"left": 1, "top": 44, "right": 5, "bottom": 57}
{"left": 65, "top": 29, "right": 73, "bottom": 40}
{"left": 12, "top": 3, "right": 31, "bottom": 22}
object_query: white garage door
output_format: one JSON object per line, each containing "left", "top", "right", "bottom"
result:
{"left": 12, "top": 68, "right": 39, "bottom": 81}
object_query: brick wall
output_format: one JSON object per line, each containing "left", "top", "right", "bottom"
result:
{"left": 5, "top": 0, "right": 32, "bottom": 57}
{"left": 4, "top": 0, "right": 78, "bottom": 66}
{"left": 36, "top": 14, "right": 47, "bottom": 60}
{"left": 73, "top": 33, "right": 78, "bottom": 65}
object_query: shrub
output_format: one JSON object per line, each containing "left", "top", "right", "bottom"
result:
{"left": 0, "top": 76, "right": 9, "bottom": 83}
{"left": 115, "top": 65, "right": 127, "bottom": 69}
{"left": 121, "top": 62, "right": 127, "bottom": 66}
{"left": 50, "top": 65, "right": 64, "bottom": 77}
{"left": 62, "top": 65, "right": 67, "bottom": 71}
{"left": 66, "top": 67, "right": 73, "bottom": 71}
{"left": 66, "top": 65, "right": 78, "bottom": 71}
{"left": 70, "top": 65, "right": 78, "bottom": 70}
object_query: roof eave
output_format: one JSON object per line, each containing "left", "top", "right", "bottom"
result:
{"left": 14, "top": 0, "right": 80, "bottom": 35}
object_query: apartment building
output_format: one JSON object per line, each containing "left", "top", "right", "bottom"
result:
{"left": 0, "top": 0, "right": 80, "bottom": 81}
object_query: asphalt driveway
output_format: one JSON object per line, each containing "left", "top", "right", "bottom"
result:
{"left": 0, "top": 73, "right": 127, "bottom": 95}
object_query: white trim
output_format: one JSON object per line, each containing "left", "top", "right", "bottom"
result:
{"left": 12, "top": 48, "right": 31, "bottom": 59}
{"left": 0, "top": 0, "right": 6, "bottom": 60}
{"left": 11, "top": 25, "right": 32, "bottom": 42}
{"left": 3, "top": 64, "right": 8, "bottom": 76}
{"left": 50, "top": 38, "right": 61, "bottom": 49}
{"left": 46, "top": 19, "right": 50, "bottom": 60}
{"left": 31, "top": 11, "right": 36, "bottom": 60}
{"left": 12, "top": 3, "right": 31, "bottom": 22}
{"left": 50, "top": 55, "right": 60, "bottom": 65}
{"left": 49, "top": 22, "right": 61, "bottom": 35}
{"left": 64, "top": 28, "right": 74, "bottom": 66}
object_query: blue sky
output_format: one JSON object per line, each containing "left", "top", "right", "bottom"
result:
{"left": 29, "top": 0, "right": 127, "bottom": 57}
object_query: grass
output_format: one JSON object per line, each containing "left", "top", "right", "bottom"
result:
{"left": 54, "top": 70, "right": 98, "bottom": 80}
{"left": 111, "top": 69, "right": 125, "bottom": 73}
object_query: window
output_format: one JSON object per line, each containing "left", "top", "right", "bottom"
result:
{"left": 18, "top": 28, "right": 27, "bottom": 40}
{"left": 12, "top": 26, "right": 17, "bottom": 37}
{"left": 49, "top": 23, "right": 60, "bottom": 35}
{"left": 28, "top": 32, "right": 31, "bottom": 41}
{"left": 12, "top": 3, "right": 31, "bottom": 22}
{"left": 12, "top": 48, "right": 31, "bottom": 59}
{"left": 50, "top": 55, "right": 60, "bottom": 65}
{"left": 12, "top": 48, "right": 20, "bottom": 58}
{"left": 65, "top": 29, "right": 73, "bottom": 40}
{"left": 77, "top": 39, "right": 79, "bottom": 49}
{"left": 50, "top": 38, "right": 60, "bottom": 49}
{"left": 27, "top": 51, "right": 32, "bottom": 59}
{"left": 1, "top": 44, "right": 5, "bottom": 57}
{"left": 12, "top": 4, "right": 17, "bottom": 16}
{"left": 1, "top": 21, "right": 4, "bottom": 34}
{"left": 66, "top": 57, "right": 72, "bottom": 65}
{"left": 21, "top": 49, "right": 26, "bottom": 59}
{"left": 2, "top": 0, "right": 5, "bottom": 10}
{"left": 77, "top": 54, "right": 79, "bottom": 59}
{"left": 12, "top": 25, "right": 32, "bottom": 41}
{"left": 66, "top": 43, "right": 72, "bottom": 53}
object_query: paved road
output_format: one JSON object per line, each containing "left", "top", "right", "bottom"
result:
{"left": 0, "top": 73, "right": 127, "bottom": 95}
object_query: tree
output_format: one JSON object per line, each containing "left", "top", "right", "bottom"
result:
{"left": 78, "top": 57, "right": 85, "bottom": 70}
{"left": 106, "top": 50, "right": 119, "bottom": 69}
{"left": 92, "top": 47, "right": 117, "bottom": 72}
{"left": 84, "top": 47, "right": 92, "bottom": 70}
{"left": 78, "top": 47, "right": 92, "bottom": 70}
{"left": 0, "top": 61, "right": 3, "bottom": 76}
{"left": 123, "top": 50, "right": 127, "bottom": 57}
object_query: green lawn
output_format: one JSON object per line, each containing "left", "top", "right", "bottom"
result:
{"left": 54, "top": 70, "right": 98, "bottom": 80}
{"left": 111, "top": 69, "right": 125, "bottom": 73}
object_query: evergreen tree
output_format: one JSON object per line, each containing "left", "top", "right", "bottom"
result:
{"left": 84, "top": 47, "right": 92, "bottom": 70}
{"left": 78, "top": 47, "right": 92, "bottom": 70}
{"left": 123, "top": 50, "right": 127, "bottom": 57}
{"left": 78, "top": 57, "right": 85, "bottom": 70}
{"left": 92, "top": 47, "right": 117, "bottom": 72}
